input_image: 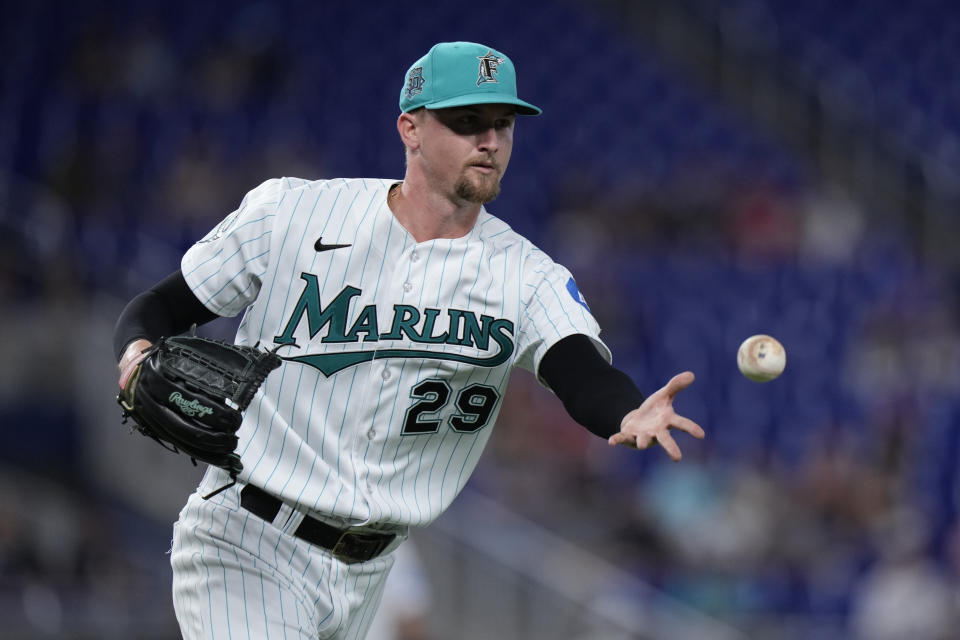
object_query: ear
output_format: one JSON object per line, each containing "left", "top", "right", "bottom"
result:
{"left": 397, "top": 111, "right": 421, "bottom": 152}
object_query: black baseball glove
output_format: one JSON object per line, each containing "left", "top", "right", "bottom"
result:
{"left": 118, "top": 336, "right": 282, "bottom": 497}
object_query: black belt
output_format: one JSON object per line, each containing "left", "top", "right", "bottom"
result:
{"left": 239, "top": 485, "right": 395, "bottom": 564}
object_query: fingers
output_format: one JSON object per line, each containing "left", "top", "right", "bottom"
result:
{"left": 608, "top": 371, "right": 702, "bottom": 459}
{"left": 118, "top": 350, "right": 150, "bottom": 390}
{"left": 608, "top": 429, "right": 685, "bottom": 461}
{"left": 663, "top": 371, "right": 695, "bottom": 397}
{"left": 656, "top": 431, "right": 682, "bottom": 461}
{"left": 607, "top": 431, "right": 653, "bottom": 450}
{"left": 609, "top": 413, "right": 704, "bottom": 458}
{"left": 118, "top": 339, "right": 153, "bottom": 390}
{"left": 673, "top": 415, "right": 706, "bottom": 439}
{"left": 607, "top": 432, "right": 633, "bottom": 447}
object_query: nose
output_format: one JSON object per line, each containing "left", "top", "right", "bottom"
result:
{"left": 475, "top": 126, "right": 498, "bottom": 152}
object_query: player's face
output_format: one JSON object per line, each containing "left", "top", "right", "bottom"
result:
{"left": 421, "top": 105, "right": 515, "bottom": 204}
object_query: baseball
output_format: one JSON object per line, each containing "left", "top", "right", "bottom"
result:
{"left": 737, "top": 334, "right": 786, "bottom": 382}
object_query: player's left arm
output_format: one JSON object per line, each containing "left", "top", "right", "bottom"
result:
{"left": 114, "top": 269, "right": 220, "bottom": 387}
{"left": 538, "top": 335, "right": 704, "bottom": 461}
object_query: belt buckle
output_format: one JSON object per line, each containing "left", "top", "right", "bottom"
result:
{"left": 331, "top": 531, "right": 393, "bottom": 565}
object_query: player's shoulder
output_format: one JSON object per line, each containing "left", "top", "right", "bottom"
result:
{"left": 476, "top": 211, "right": 551, "bottom": 259}
{"left": 248, "top": 177, "right": 394, "bottom": 200}
{"left": 476, "top": 210, "right": 530, "bottom": 248}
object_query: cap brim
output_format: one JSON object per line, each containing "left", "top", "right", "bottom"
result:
{"left": 423, "top": 93, "right": 541, "bottom": 116}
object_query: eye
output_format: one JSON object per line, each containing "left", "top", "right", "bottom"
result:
{"left": 494, "top": 118, "right": 513, "bottom": 130}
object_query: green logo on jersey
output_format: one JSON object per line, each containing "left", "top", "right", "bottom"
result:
{"left": 273, "top": 273, "right": 515, "bottom": 376}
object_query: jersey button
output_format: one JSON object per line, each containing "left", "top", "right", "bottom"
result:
{"left": 381, "top": 368, "right": 391, "bottom": 380}
{"left": 403, "top": 282, "right": 413, "bottom": 293}
{"left": 411, "top": 251, "right": 420, "bottom": 262}
{"left": 367, "top": 429, "right": 376, "bottom": 440}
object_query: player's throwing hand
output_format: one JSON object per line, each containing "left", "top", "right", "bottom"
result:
{"left": 608, "top": 372, "right": 704, "bottom": 461}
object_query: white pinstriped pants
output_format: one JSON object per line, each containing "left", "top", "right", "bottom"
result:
{"left": 170, "top": 469, "right": 403, "bottom": 639}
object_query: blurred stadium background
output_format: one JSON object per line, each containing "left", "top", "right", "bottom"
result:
{"left": 2, "top": 0, "right": 960, "bottom": 638}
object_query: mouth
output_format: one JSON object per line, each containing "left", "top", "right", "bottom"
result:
{"left": 468, "top": 162, "right": 497, "bottom": 175}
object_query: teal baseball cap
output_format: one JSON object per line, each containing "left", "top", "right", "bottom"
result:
{"left": 399, "top": 41, "right": 542, "bottom": 116}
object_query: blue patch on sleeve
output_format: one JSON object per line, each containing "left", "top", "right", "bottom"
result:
{"left": 566, "top": 277, "right": 591, "bottom": 311}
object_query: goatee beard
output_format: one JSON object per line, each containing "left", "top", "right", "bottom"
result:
{"left": 455, "top": 175, "right": 501, "bottom": 204}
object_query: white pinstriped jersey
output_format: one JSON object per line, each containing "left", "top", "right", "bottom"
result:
{"left": 182, "top": 177, "right": 609, "bottom": 527}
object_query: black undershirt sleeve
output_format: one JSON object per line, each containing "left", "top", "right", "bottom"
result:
{"left": 537, "top": 334, "right": 646, "bottom": 439}
{"left": 113, "top": 269, "right": 220, "bottom": 360}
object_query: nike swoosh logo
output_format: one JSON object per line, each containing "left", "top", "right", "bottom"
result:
{"left": 314, "top": 238, "right": 352, "bottom": 252}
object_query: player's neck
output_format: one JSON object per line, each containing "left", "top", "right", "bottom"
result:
{"left": 388, "top": 180, "right": 481, "bottom": 243}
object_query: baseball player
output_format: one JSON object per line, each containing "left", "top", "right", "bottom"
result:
{"left": 114, "top": 41, "right": 704, "bottom": 639}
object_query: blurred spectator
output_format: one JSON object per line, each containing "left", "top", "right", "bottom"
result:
{"left": 850, "top": 507, "right": 959, "bottom": 640}
{"left": 725, "top": 182, "right": 799, "bottom": 260}
{"left": 797, "top": 182, "right": 865, "bottom": 265}
{"left": 0, "top": 469, "right": 179, "bottom": 636}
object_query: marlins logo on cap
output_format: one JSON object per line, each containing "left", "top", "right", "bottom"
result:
{"left": 476, "top": 51, "right": 504, "bottom": 86}
{"left": 399, "top": 41, "right": 541, "bottom": 115}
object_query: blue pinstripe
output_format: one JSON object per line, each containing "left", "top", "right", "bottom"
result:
{"left": 309, "top": 372, "right": 342, "bottom": 508}
{"left": 429, "top": 239, "right": 474, "bottom": 509}
{"left": 184, "top": 213, "right": 277, "bottom": 278}
{"left": 299, "top": 190, "right": 361, "bottom": 526}
{"left": 271, "top": 366, "right": 309, "bottom": 515}
{"left": 532, "top": 266, "right": 578, "bottom": 329}
{"left": 332, "top": 191, "right": 384, "bottom": 518}
{"left": 382, "top": 359, "right": 413, "bottom": 517}
{"left": 252, "top": 188, "right": 306, "bottom": 339}
{"left": 245, "top": 189, "right": 339, "bottom": 476}
{"left": 330, "top": 366, "right": 362, "bottom": 517}
{"left": 260, "top": 189, "right": 320, "bottom": 334}
{"left": 291, "top": 374, "right": 324, "bottom": 510}
{"left": 404, "top": 241, "right": 443, "bottom": 521}
{"left": 201, "top": 246, "right": 271, "bottom": 307}
{"left": 339, "top": 190, "right": 380, "bottom": 280}
{"left": 216, "top": 519, "right": 235, "bottom": 640}
{"left": 273, "top": 576, "right": 287, "bottom": 640}
{"left": 365, "top": 201, "right": 401, "bottom": 514}
{"left": 379, "top": 232, "right": 417, "bottom": 516}
{"left": 450, "top": 242, "right": 511, "bottom": 492}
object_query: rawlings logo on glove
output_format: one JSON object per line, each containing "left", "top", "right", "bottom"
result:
{"left": 169, "top": 392, "right": 214, "bottom": 417}
{"left": 118, "top": 336, "right": 282, "bottom": 498}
